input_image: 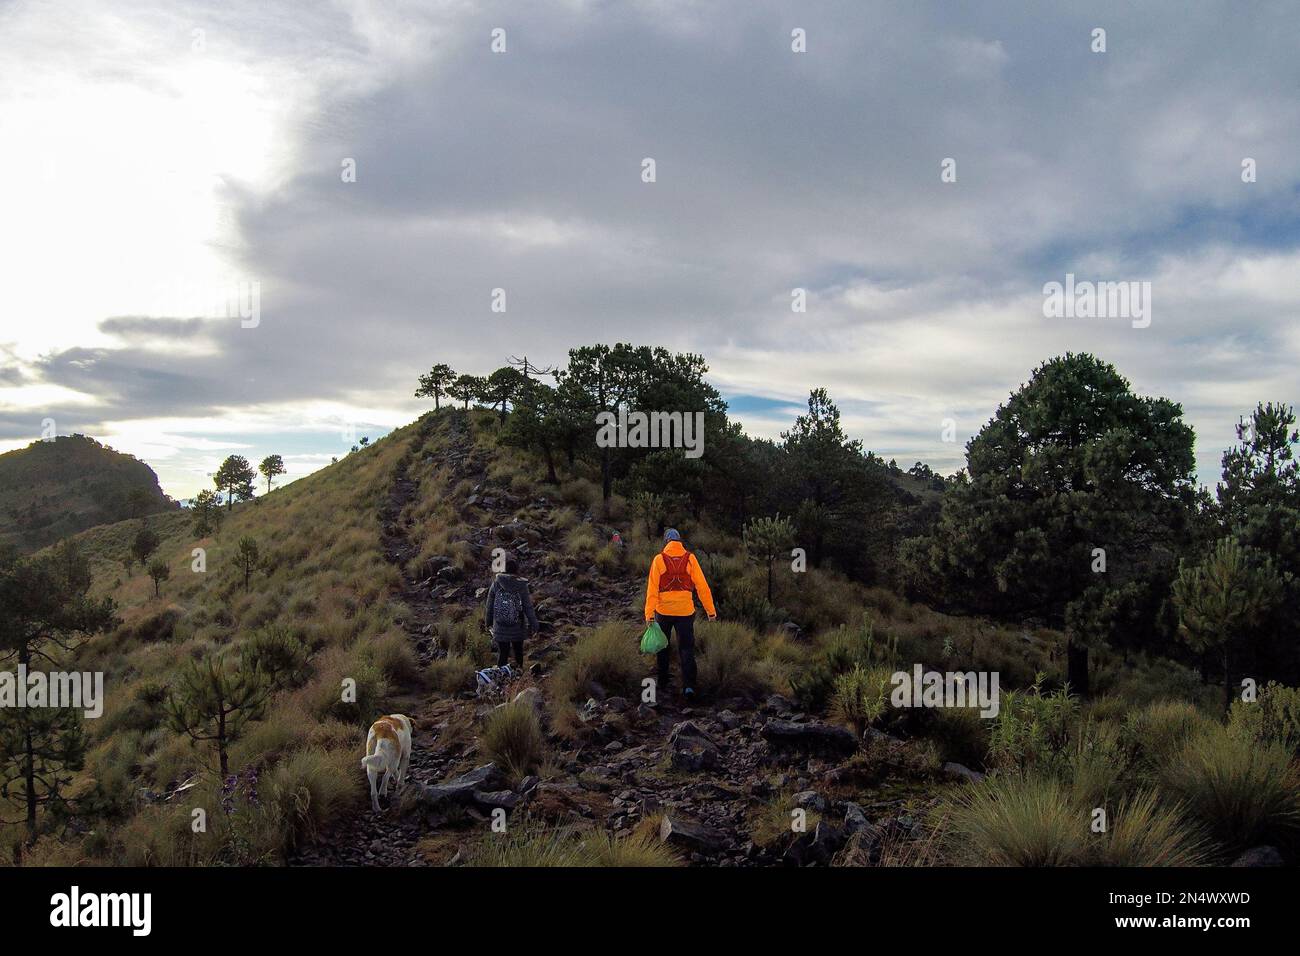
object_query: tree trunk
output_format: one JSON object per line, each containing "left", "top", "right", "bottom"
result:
{"left": 218, "top": 712, "right": 229, "bottom": 778}
{"left": 1222, "top": 647, "right": 1233, "bottom": 713}
{"left": 541, "top": 443, "right": 558, "bottom": 484}
{"left": 1066, "top": 638, "right": 1090, "bottom": 697}
{"left": 18, "top": 646, "right": 36, "bottom": 846}
{"left": 23, "top": 723, "right": 36, "bottom": 845}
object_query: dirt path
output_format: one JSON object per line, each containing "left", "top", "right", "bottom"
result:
{"left": 291, "top": 413, "right": 921, "bottom": 867}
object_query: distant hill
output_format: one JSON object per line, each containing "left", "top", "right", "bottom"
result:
{"left": 0, "top": 434, "right": 176, "bottom": 554}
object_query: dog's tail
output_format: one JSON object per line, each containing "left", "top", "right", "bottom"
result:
{"left": 361, "top": 753, "right": 386, "bottom": 771}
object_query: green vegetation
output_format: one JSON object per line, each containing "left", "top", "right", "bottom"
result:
{"left": 4, "top": 344, "right": 1297, "bottom": 868}
{"left": 4, "top": 421, "right": 413, "bottom": 864}
{"left": 0, "top": 435, "right": 176, "bottom": 554}
{"left": 481, "top": 699, "right": 548, "bottom": 783}
{"left": 466, "top": 824, "right": 681, "bottom": 867}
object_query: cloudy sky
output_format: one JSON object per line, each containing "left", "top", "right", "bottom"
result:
{"left": 2, "top": 0, "right": 1297, "bottom": 499}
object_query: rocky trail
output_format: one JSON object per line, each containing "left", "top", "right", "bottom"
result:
{"left": 291, "top": 414, "right": 936, "bottom": 867}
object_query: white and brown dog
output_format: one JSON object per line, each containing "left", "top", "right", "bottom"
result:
{"left": 361, "top": 713, "right": 413, "bottom": 812}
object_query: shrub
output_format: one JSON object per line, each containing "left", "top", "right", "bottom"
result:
{"left": 585, "top": 831, "right": 682, "bottom": 867}
{"left": 465, "top": 825, "right": 587, "bottom": 867}
{"left": 1095, "top": 790, "right": 1209, "bottom": 867}
{"left": 466, "top": 824, "right": 679, "bottom": 867}
{"left": 593, "top": 543, "right": 622, "bottom": 575}
{"left": 830, "top": 663, "right": 892, "bottom": 737}
{"left": 945, "top": 774, "right": 1081, "bottom": 865}
{"left": 430, "top": 653, "right": 476, "bottom": 695}
{"left": 1158, "top": 724, "right": 1300, "bottom": 856}
{"left": 944, "top": 773, "right": 1205, "bottom": 866}
{"left": 1228, "top": 682, "right": 1300, "bottom": 754}
{"left": 239, "top": 625, "right": 310, "bottom": 690}
{"left": 267, "top": 747, "right": 361, "bottom": 851}
{"left": 926, "top": 705, "right": 990, "bottom": 768}
{"left": 986, "top": 676, "right": 1079, "bottom": 774}
{"left": 789, "top": 614, "right": 884, "bottom": 711}
{"left": 481, "top": 700, "right": 548, "bottom": 782}
{"left": 749, "top": 793, "right": 820, "bottom": 847}
{"left": 1122, "top": 700, "right": 1215, "bottom": 782}
{"left": 550, "top": 623, "right": 642, "bottom": 705}
{"left": 309, "top": 656, "right": 387, "bottom": 726}
{"left": 563, "top": 524, "right": 601, "bottom": 561}
{"left": 366, "top": 631, "right": 420, "bottom": 684}
{"left": 696, "top": 621, "right": 770, "bottom": 700}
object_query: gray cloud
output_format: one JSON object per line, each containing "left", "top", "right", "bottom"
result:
{"left": 5, "top": 0, "right": 1300, "bottom": 490}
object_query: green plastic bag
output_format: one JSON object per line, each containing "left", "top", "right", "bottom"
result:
{"left": 640, "top": 620, "right": 668, "bottom": 654}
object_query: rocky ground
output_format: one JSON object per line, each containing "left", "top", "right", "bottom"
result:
{"left": 291, "top": 415, "right": 949, "bottom": 867}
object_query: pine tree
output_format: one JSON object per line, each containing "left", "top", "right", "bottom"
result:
{"left": 1173, "top": 537, "right": 1285, "bottom": 711}
{"left": 165, "top": 654, "right": 271, "bottom": 777}
{"left": 415, "top": 363, "right": 457, "bottom": 410}
{"left": 448, "top": 374, "right": 483, "bottom": 410}
{"left": 131, "top": 525, "right": 160, "bottom": 569}
{"left": 743, "top": 514, "right": 796, "bottom": 602}
{"left": 190, "top": 489, "right": 224, "bottom": 537}
{"left": 147, "top": 557, "right": 170, "bottom": 596}
{"left": 235, "top": 537, "right": 261, "bottom": 591}
{"left": 0, "top": 540, "right": 116, "bottom": 846}
{"left": 258, "top": 454, "right": 285, "bottom": 494}
{"left": 214, "top": 455, "right": 256, "bottom": 510}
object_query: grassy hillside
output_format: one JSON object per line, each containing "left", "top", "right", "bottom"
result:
{"left": 8, "top": 420, "right": 419, "bottom": 864}
{"left": 9, "top": 409, "right": 1298, "bottom": 868}
{"left": 0, "top": 435, "right": 176, "bottom": 555}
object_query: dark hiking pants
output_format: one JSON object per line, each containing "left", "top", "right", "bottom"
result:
{"left": 495, "top": 641, "right": 524, "bottom": 667}
{"left": 654, "top": 612, "right": 697, "bottom": 690}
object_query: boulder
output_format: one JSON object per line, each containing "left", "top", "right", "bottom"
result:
{"left": 793, "top": 790, "right": 828, "bottom": 813}
{"left": 783, "top": 820, "right": 847, "bottom": 867}
{"left": 941, "top": 761, "right": 986, "bottom": 784}
{"left": 842, "top": 802, "right": 873, "bottom": 835}
{"left": 763, "top": 694, "right": 797, "bottom": 713}
{"left": 473, "top": 789, "right": 519, "bottom": 811}
{"left": 668, "top": 720, "right": 721, "bottom": 772}
{"left": 1231, "top": 846, "right": 1285, "bottom": 867}
{"left": 761, "top": 719, "right": 857, "bottom": 756}
{"left": 659, "top": 814, "right": 727, "bottom": 854}
{"left": 512, "top": 687, "right": 543, "bottom": 714}
{"left": 412, "top": 763, "right": 508, "bottom": 813}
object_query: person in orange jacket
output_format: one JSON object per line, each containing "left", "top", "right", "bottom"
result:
{"left": 644, "top": 528, "right": 716, "bottom": 701}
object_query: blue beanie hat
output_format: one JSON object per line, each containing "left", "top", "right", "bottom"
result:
{"left": 663, "top": 528, "right": 681, "bottom": 542}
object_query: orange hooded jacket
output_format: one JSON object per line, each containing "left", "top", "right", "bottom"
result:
{"left": 644, "top": 540, "right": 716, "bottom": 620}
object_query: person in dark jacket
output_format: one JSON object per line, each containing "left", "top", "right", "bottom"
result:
{"left": 484, "top": 554, "right": 539, "bottom": 667}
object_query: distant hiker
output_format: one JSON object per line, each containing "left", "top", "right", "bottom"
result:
{"left": 485, "top": 554, "right": 538, "bottom": 668}
{"left": 643, "top": 528, "right": 716, "bottom": 701}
